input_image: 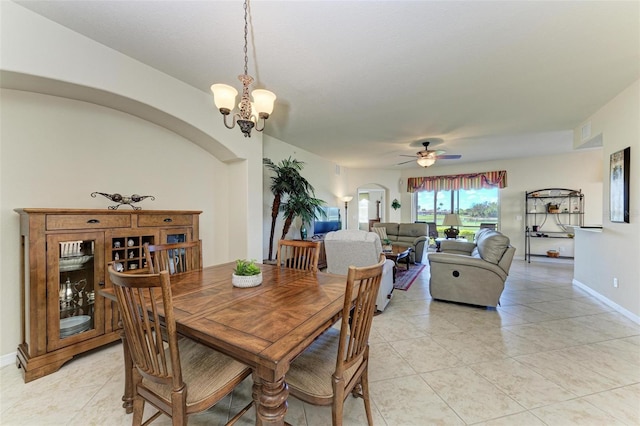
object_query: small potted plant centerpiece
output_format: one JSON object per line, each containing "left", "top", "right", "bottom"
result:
{"left": 232, "top": 259, "right": 263, "bottom": 288}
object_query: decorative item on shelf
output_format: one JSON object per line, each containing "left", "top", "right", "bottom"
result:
{"left": 210, "top": 0, "right": 276, "bottom": 138}
{"left": 442, "top": 213, "right": 463, "bottom": 239}
{"left": 547, "top": 203, "right": 560, "bottom": 213}
{"left": 127, "top": 239, "right": 135, "bottom": 247}
{"left": 91, "top": 192, "right": 155, "bottom": 210}
{"left": 391, "top": 199, "right": 401, "bottom": 210}
{"left": 232, "top": 259, "right": 262, "bottom": 288}
{"left": 546, "top": 250, "right": 560, "bottom": 258}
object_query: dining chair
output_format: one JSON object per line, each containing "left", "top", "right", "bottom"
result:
{"left": 276, "top": 239, "right": 321, "bottom": 272}
{"left": 144, "top": 240, "right": 202, "bottom": 274}
{"left": 108, "top": 265, "right": 252, "bottom": 426}
{"left": 480, "top": 222, "right": 497, "bottom": 230}
{"left": 285, "top": 254, "right": 386, "bottom": 425}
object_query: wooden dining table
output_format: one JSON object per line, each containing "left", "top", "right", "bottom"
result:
{"left": 101, "top": 262, "right": 349, "bottom": 425}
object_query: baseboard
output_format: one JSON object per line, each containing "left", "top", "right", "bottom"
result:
{"left": 572, "top": 278, "right": 640, "bottom": 325}
{"left": 1, "top": 351, "right": 17, "bottom": 369}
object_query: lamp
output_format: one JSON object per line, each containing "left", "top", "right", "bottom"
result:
{"left": 442, "top": 213, "right": 462, "bottom": 239}
{"left": 210, "top": 0, "right": 276, "bottom": 138}
{"left": 342, "top": 196, "right": 353, "bottom": 229}
{"left": 417, "top": 152, "right": 437, "bottom": 167}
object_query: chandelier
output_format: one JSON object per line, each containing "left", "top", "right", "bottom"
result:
{"left": 210, "top": 0, "right": 276, "bottom": 137}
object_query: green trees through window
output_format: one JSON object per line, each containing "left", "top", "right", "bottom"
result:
{"left": 415, "top": 188, "right": 499, "bottom": 239}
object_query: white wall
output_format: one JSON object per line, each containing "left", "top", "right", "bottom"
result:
{"left": 396, "top": 150, "right": 603, "bottom": 259}
{"left": 0, "top": 89, "right": 234, "bottom": 356}
{"left": 262, "top": 135, "right": 347, "bottom": 260}
{"left": 0, "top": 2, "right": 265, "bottom": 361}
{"left": 573, "top": 80, "right": 640, "bottom": 317}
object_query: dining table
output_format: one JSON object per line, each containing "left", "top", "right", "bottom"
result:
{"left": 100, "top": 262, "right": 349, "bottom": 425}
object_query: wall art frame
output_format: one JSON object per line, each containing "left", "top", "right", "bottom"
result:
{"left": 609, "top": 147, "right": 630, "bottom": 223}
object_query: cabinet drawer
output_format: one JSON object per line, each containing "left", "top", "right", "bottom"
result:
{"left": 137, "top": 214, "right": 193, "bottom": 227}
{"left": 46, "top": 214, "right": 131, "bottom": 230}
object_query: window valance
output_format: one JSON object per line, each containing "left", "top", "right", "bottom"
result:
{"left": 407, "top": 170, "right": 507, "bottom": 193}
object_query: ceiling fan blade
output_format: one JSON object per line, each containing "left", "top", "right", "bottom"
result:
{"left": 396, "top": 159, "right": 416, "bottom": 165}
{"left": 436, "top": 154, "right": 462, "bottom": 160}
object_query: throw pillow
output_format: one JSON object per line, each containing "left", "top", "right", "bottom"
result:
{"left": 372, "top": 227, "right": 388, "bottom": 242}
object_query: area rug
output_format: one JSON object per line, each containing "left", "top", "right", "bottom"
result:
{"left": 393, "top": 264, "right": 426, "bottom": 291}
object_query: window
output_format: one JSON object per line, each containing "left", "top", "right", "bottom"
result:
{"left": 415, "top": 187, "right": 499, "bottom": 239}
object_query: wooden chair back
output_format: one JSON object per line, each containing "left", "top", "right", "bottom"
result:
{"left": 108, "top": 266, "right": 183, "bottom": 389}
{"left": 108, "top": 265, "right": 252, "bottom": 425}
{"left": 276, "top": 239, "right": 321, "bottom": 272}
{"left": 286, "top": 254, "right": 385, "bottom": 425}
{"left": 144, "top": 240, "right": 202, "bottom": 274}
{"left": 336, "top": 254, "right": 384, "bottom": 380}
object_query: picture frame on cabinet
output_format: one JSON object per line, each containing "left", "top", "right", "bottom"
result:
{"left": 609, "top": 147, "right": 630, "bottom": 223}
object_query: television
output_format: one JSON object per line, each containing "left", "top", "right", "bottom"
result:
{"left": 313, "top": 207, "right": 341, "bottom": 236}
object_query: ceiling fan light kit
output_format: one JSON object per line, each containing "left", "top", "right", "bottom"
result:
{"left": 398, "top": 141, "right": 461, "bottom": 167}
{"left": 417, "top": 153, "right": 437, "bottom": 167}
{"left": 210, "top": 0, "right": 276, "bottom": 138}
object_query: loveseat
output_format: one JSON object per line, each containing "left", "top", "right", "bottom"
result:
{"left": 427, "top": 228, "right": 515, "bottom": 307}
{"left": 324, "top": 230, "right": 395, "bottom": 312}
{"left": 372, "top": 222, "right": 429, "bottom": 263}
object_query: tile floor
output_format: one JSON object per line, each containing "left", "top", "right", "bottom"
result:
{"left": 1, "top": 259, "right": 639, "bottom": 425}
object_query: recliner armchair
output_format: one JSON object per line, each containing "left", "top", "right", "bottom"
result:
{"left": 324, "top": 229, "right": 395, "bottom": 312}
{"left": 428, "top": 228, "right": 515, "bottom": 307}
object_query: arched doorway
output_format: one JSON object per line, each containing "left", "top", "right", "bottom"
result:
{"left": 357, "top": 184, "right": 386, "bottom": 231}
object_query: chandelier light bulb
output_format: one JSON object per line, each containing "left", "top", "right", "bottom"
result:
{"left": 211, "top": 84, "right": 238, "bottom": 112}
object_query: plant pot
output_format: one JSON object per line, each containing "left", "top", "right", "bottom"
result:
{"left": 232, "top": 272, "right": 263, "bottom": 288}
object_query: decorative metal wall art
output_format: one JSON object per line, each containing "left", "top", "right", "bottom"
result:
{"left": 91, "top": 192, "right": 155, "bottom": 210}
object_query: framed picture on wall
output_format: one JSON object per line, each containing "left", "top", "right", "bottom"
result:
{"left": 609, "top": 147, "right": 630, "bottom": 223}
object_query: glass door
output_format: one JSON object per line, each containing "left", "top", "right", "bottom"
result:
{"left": 160, "top": 227, "right": 192, "bottom": 244}
{"left": 47, "top": 232, "right": 105, "bottom": 351}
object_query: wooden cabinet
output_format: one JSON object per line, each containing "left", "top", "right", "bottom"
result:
{"left": 15, "top": 208, "right": 201, "bottom": 382}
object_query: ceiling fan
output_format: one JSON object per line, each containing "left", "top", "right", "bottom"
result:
{"left": 397, "top": 141, "right": 462, "bottom": 167}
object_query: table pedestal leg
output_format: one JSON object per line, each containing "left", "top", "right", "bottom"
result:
{"left": 257, "top": 375, "right": 288, "bottom": 425}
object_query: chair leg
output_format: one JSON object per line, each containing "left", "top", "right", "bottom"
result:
{"left": 360, "top": 369, "right": 374, "bottom": 426}
{"left": 132, "top": 396, "right": 145, "bottom": 426}
{"left": 171, "top": 390, "right": 187, "bottom": 426}
{"left": 332, "top": 384, "right": 345, "bottom": 426}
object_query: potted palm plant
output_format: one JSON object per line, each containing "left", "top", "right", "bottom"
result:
{"left": 232, "top": 259, "right": 262, "bottom": 288}
{"left": 263, "top": 157, "right": 313, "bottom": 260}
{"left": 279, "top": 193, "right": 326, "bottom": 240}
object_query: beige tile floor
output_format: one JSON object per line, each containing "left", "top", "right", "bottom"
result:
{"left": 2, "top": 259, "right": 639, "bottom": 425}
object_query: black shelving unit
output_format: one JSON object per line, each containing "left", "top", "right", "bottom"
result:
{"left": 525, "top": 188, "right": 584, "bottom": 262}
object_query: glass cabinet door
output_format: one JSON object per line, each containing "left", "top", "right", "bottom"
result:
{"left": 160, "top": 227, "right": 192, "bottom": 244}
{"left": 46, "top": 232, "right": 105, "bottom": 351}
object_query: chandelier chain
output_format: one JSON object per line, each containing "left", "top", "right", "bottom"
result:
{"left": 243, "top": 0, "right": 249, "bottom": 76}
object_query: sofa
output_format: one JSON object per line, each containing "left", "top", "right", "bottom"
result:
{"left": 324, "top": 230, "right": 396, "bottom": 312}
{"left": 427, "top": 228, "right": 515, "bottom": 307}
{"left": 372, "top": 222, "right": 429, "bottom": 263}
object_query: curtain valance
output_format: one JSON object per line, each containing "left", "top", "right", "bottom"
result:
{"left": 407, "top": 170, "right": 507, "bottom": 193}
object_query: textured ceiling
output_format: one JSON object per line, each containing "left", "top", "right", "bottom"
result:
{"left": 13, "top": 0, "right": 640, "bottom": 169}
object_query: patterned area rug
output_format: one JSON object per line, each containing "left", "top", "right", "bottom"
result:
{"left": 393, "top": 264, "right": 426, "bottom": 291}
